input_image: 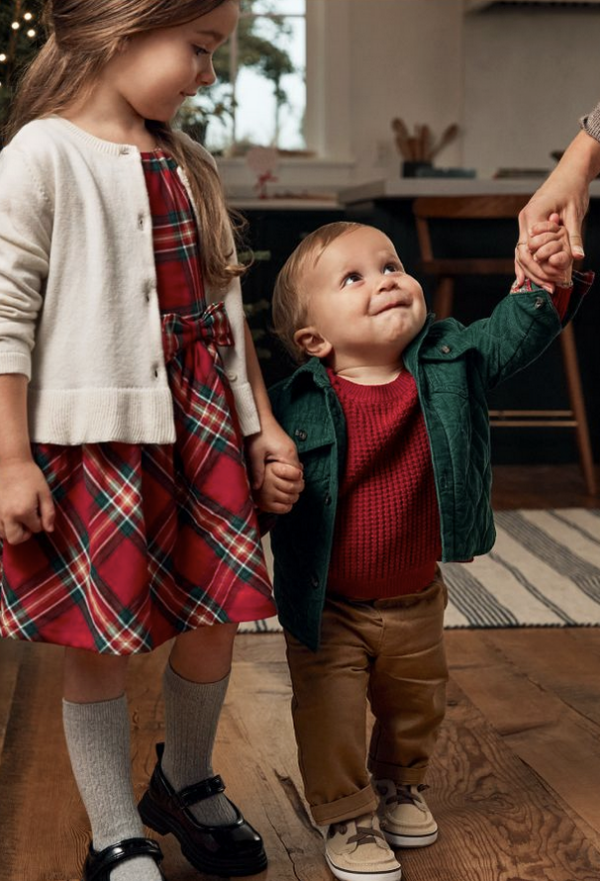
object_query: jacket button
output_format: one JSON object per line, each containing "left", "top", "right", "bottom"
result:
{"left": 310, "top": 574, "right": 319, "bottom": 588}
{"left": 440, "top": 345, "right": 451, "bottom": 354}
{"left": 534, "top": 296, "right": 544, "bottom": 309}
{"left": 294, "top": 428, "right": 308, "bottom": 441}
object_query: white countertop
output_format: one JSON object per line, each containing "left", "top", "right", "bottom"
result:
{"left": 338, "top": 178, "right": 600, "bottom": 204}
{"left": 227, "top": 195, "right": 341, "bottom": 211}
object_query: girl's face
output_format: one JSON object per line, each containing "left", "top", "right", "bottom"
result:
{"left": 108, "top": 1, "right": 239, "bottom": 123}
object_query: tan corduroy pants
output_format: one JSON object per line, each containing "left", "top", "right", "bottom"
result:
{"left": 284, "top": 570, "right": 448, "bottom": 826}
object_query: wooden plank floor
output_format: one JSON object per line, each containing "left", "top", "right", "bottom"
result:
{"left": 0, "top": 463, "right": 598, "bottom": 881}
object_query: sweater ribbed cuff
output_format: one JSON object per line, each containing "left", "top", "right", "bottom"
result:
{"left": 580, "top": 102, "right": 600, "bottom": 142}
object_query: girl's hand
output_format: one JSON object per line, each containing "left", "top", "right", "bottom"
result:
{"left": 253, "top": 460, "right": 305, "bottom": 515}
{"left": 245, "top": 415, "right": 301, "bottom": 491}
{"left": 0, "top": 459, "right": 55, "bottom": 545}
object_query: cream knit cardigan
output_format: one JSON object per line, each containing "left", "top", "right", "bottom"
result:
{"left": 0, "top": 116, "right": 260, "bottom": 444}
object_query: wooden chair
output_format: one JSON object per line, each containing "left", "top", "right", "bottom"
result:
{"left": 413, "top": 195, "right": 596, "bottom": 496}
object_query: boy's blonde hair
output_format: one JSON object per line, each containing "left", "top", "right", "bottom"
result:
{"left": 6, "top": 0, "right": 241, "bottom": 292}
{"left": 272, "top": 221, "right": 366, "bottom": 363}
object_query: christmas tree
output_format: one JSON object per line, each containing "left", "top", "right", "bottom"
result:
{"left": 0, "top": 1, "right": 43, "bottom": 131}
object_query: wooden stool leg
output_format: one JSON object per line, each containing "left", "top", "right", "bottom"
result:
{"left": 433, "top": 276, "right": 454, "bottom": 320}
{"left": 559, "top": 325, "right": 597, "bottom": 496}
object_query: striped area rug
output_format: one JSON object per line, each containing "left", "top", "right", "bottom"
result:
{"left": 241, "top": 509, "right": 600, "bottom": 632}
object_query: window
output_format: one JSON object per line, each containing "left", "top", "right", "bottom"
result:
{"left": 188, "top": 0, "right": 355, "bottom": 192}
{"left": 183, "top": 0, "right": 307, "bottom": 155}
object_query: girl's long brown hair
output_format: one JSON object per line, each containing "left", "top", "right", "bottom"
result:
{"left": 5, "top": 0, "right": 243, "bottom": 292}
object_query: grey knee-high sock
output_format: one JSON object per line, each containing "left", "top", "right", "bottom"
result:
{"left": 161, "top": 662, "right": 238, "bottom": 825}
{"left": 63, "top": 696, "right": 162, "bottom": 881}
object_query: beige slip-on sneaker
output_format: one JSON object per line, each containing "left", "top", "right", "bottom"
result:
{"left": 325, "top": 811, "right": 402, "bottom": 881}
{"left": 376, "top": 780, "right": 438, "bottom": 848}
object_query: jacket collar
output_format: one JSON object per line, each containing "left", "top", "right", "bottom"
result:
{"left": 402, "top": 313, "right": 435, "bottom": 374}
{"left": 283, "top": 313, "right": 437, "bottom": 390}
{"left": 282, "top": 356, "right": 332, "bottom": 392}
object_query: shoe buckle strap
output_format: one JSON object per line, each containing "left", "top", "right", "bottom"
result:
{"left": 177, "top": 773, "right": 226, "bottom": 807}
{"left": 87, "top": 838, "right": 164, "bottom": 881}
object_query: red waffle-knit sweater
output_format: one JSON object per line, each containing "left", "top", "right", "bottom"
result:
{"left": 326, "top": 368, "right": 441, "bottom": 600}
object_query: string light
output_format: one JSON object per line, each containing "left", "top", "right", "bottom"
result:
{"left": 0, "top": 6, "right": 38, "bottom": 92}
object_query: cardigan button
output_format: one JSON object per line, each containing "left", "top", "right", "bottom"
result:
{"left": 324, "top": 493, "right": 332, "bottom": 506}
{"left": 534, "top": 296, "right": 544, "bottom": 309}
{"left": 440, "top": 345, "right": 451, "bottom": 354}
{"left": 294, "top": 428, "right": 308, "bottom": 441}
{"left": 310, "top": 574, "right": 319, "bottom": 588}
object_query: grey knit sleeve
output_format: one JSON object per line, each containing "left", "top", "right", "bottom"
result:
{"left": 580, "top": 102, "right": 600, "bottom": 142}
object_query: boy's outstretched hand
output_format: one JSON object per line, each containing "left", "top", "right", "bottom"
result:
{"left": 515, "top": 213, "right": 573, "bottom": 288}
{"left": 253, "top": 459, "right": 304, "bottom": 515}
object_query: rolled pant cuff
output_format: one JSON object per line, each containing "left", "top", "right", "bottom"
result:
{"left": 368, "top": 759, "right": 428, "bottom": 787}
{"left": 311, "top": 784, "right": 379, "bottom": 826}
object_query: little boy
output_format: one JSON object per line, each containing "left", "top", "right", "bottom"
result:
{"left": 255, "top": 221, "right": 591, "bottom": 881}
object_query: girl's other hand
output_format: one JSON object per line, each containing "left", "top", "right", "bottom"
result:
{"left": 245, "top": 415, "right": 301, "bottom": 490}
{"left": 0, "top": 459, "right": 55, "bottom": 545}
{"left": 253, "top": 460, "right": 304, "bottom": 515}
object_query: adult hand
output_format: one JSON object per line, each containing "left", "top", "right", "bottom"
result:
{"left": 515, "top": 179, "right": 587, "bottom": 288}
{"left": 515, "top": 129, "right": 600, "bottom": 285}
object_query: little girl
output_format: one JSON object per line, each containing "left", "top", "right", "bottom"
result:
{"left": 0, "top": 1, "right": 301, "bottom": 879}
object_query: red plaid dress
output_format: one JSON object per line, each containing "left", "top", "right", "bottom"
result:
{"left": 0, "top": 150, "right": 275, "bottom": 654}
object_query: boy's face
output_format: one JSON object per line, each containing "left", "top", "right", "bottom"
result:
{"left": 295, "top": 227, "right": 427, "bottom": 367}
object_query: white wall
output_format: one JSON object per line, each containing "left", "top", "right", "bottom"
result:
{"left": 347, "top": 0, "right": 600, "bottom": 183}
{"left": 463, "top": 5, "right": 600, "bottom": 178}
{"left": 347, "top": 0, "right": 464, "bottom": 181}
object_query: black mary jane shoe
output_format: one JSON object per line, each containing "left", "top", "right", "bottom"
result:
{"left": 82, "top": 837, "right": 166, "bottom": 881}
{"left": 138, "top": 743, "right": 267, "bottom": 877}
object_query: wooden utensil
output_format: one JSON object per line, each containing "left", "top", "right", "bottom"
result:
{"left": 391, "top": 118, "right": 411, "bottom": 159}
{"left": 429, "top": 123, "right": 459, "bottom": 160}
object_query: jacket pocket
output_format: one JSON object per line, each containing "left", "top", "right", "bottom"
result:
{"left": 293, "top": 430, "right": 335, "bottom": 484}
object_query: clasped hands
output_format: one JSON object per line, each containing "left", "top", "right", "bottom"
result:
{"left": 515, "top": 212, "right": 574, "bottom": 291}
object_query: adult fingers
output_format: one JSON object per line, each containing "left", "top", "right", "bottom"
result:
{"left": 561, "top": 203, "right": 585, "bottom": 258}
{"left": 568, "top": 232, "right": 585, "bottom": 258}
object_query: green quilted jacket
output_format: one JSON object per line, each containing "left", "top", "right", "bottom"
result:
{"left": 268, "top": 276, "right": 591, "bottom": 650}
